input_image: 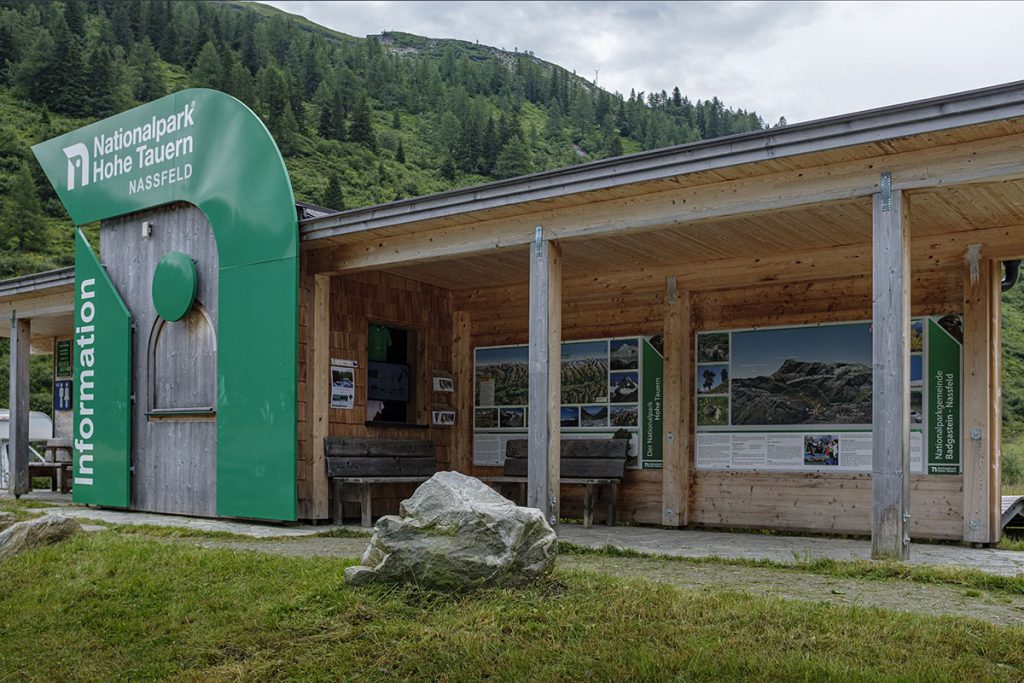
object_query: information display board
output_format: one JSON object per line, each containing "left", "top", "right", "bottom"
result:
{"left": 695, "top": 317, "right": 962, "bottom": 475}
{"left": 473, "top": 336, "right": 664, "bottom": 469}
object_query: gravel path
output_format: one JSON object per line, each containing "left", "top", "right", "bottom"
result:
{"left": 176, "top": 535, "right": 1024, "bottom": 627}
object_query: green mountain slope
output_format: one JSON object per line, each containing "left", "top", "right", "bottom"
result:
{"left": 0, "top": 0, "right": 768, "bottom": 273}
{"left": 1, "top": 0, "right": 1023, "bottom": 485}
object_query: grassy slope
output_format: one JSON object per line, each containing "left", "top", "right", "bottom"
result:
{"left": 1, "top": 533, "right": 1023, "bottom": 681}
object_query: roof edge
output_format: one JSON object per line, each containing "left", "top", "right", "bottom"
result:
{"left": 300, "top": 79, "right": 1024, "bottom": 242}
{"left": 0, "top": 267, "right": 75, "bottom": 298}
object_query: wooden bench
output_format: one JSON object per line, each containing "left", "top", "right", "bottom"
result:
{"left": 480, "top": 438, "right": 629, "bottom": 527}
{"left": 326, "top": 437, "right": 436, "bottom": 527}
{"left": 29, "top": 462, "right": 73, "bottom": 493}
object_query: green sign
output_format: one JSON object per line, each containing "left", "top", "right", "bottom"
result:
{"left": 55, "top": 339, "right": 72, "bottom": 377}
{"left": 927, "top": 318, "right": 962, "bottom": 474}
{"left": 33, "top": 90, "right": 299, "bottom": 521}
{"left": 641, "top": 336, "right": 664, "bottom": 469}
{"left": 72, "top": 230, "right": 132, "bottom": 507}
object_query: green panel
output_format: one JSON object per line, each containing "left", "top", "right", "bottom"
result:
{"left": 641, "top": 336, "right": 664, "bottom": 469}
{"left": 927, "top": 318, "right": 962, "bottom": 474}
{"left": 72, "top": 230, "right": 132, "bottom": 507}
{"left": 152, "top": 251, "right": 197, "bottom": 322}
{"left": 216, "top": 259, "right": 297, "bottom": 520}
{"left": 55, "top": 339, "right": 72, "bottom": 377}
{"left": 33, "top": 90, "right": 298, "bottom": 521}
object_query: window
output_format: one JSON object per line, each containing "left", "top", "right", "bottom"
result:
{"left": 148, "top": 303, "right": 216, "bottom": 417}
{"left": 366, "top": 324, "right": 419, "bottom": 424}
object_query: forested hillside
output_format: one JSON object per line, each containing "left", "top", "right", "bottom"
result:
{"left": 2, "top": 0, "right": 1024, "bottom": 484}
{"left": 0, "top": 0, "right": 767, "bottom": 278}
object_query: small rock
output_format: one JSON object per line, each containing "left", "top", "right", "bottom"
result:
{"left": 345, "top": 471, "right": 557, "bottom": 590}
{"left": 0, "top": 514, "right": 81, "bottom": 562}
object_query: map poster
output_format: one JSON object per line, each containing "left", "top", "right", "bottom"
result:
{"left": 472, "top": 335, "right": 663, "bottom": 468}
{"left": 694, "top": 317, "right": 961, "bottom": 474}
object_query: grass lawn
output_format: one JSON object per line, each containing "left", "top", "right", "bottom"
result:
{"left": 2, "top": 533, "right": 1024, "bottom": 681}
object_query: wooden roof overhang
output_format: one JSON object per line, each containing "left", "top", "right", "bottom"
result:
{"left": 300, "top": 80, "right": 1024, "bottom": 292}
{"left": 0, "top": 267, "right": 74, "bottom": 348}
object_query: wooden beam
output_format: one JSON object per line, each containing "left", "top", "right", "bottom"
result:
{"left": 527, "top": 229, "right": 561, "bottom": 525}
{"left": 452, "top": 310, "right": 473, "bottom": 473}
{"left": 963, "top": 253, "right": 996, "bottom": 544}
{"left": 306, "top": 132, "right": 1024, "bottom": 274}
{"left": 8, "top": 315, "right": 30, "bottom": 496}
{"left": 871, "top": 183, "right": 911, "bottom": 561}
{"left": 661, "top": 277, "right": 691, "bottom": 526}
{"left": 308, "top": 274, "right": 331, "bottom": 520}
{"left": 989, "top": 259, "right": 1003, "bottom": 543}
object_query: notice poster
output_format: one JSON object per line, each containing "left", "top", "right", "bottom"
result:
{"left": 56, "top": 339, "right": 73, "bottom": 378}
{"left": 472, "top": 335, "right": 663, "bottom": 468}
{"left": 330, "top": 360, "right": 356, "bottom": 410}
{"left": 695, "top": 317, "right": 960, "bottom": 474}
{"left": 927, "top": 317, "right": 962, "bottom": 474}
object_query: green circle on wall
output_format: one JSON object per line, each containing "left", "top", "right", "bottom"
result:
{"left": 152, "top": 251, "right": 197, "bottom": 322}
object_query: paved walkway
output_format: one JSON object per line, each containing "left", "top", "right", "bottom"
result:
{"left": 559, "top": 525, "right": 1024, "bottom": 577}
{"left": 11, "top": 491, "right": 1024, "bottom": 576}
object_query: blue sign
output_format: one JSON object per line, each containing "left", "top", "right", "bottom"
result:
{"left": 55, "top": 380, "right": 72, "bottom": 411}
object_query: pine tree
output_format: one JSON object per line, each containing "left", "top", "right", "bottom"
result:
{"left": 481, "top": 116, "right": 500, "bottom": 173}
{"left": 49, "top": 17, "right": 88, "bottom": 115}
{"left": 348, "top": 94, "right": 376, "bottom": 151}
{"left": 395, "top": 140, "right": 406, "bottom": 164}
{"left": 63, "top": 0, "right": 86, "bottom": 40}
{"left": 3, "top": 161, "right": 47, "bottom": 253}
{"left": 85, "top": 42, "right": 117, "bottom": 117}
{"left": 258, "top": 64, "right": 290, "bottom": 126}
{"left": 493, "top": 134, "right": 531, "bottom": 179}
{"left": 159, "top": 16, "right": 180, "bottom": 63}
{"left": 131, "top": 37, "right": 166, "bottom": 102}
{"left": 392, "top": 110, "right": 401, "bottom": 129}
{"left": 15, "top": 30, "right": 59, "bottom": 109}
{"left": 191, "top": 41, "right": 222, "bottom": 89}
{"left": 321, "top": 173, "right": 345, "bottom": 210}
{"left": 275, "top": 101, "right": 299, "bottom": 154}
{"left": 606, "top": 133, "right": 624, "bottom": 158}
{"left": 110, "top": 2, "right": 134, "bottom": 48}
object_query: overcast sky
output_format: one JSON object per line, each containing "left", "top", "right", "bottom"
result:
{"left": 260, "top": 1, "right": 1024, "bottom": 125}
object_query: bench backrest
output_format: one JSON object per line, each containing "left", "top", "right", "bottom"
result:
{"left": 325, "top": 437, "right": 436, "bottom": 477}
{"left": 503, "top": 439, "right": 628, "bottom": 479}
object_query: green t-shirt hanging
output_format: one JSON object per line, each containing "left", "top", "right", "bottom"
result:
{"left": 368, "top": 325, "right": 392, "bottom": 362}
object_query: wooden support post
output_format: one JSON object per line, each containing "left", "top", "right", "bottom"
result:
{"left": 309, "top": 274, "right": 331, "bottom": 520}
{"left": 527, "top": 227, "right": 561, "bottom": 526}
{"left": 9, "top": 315, "right": 30, "bottom": 497}
{"left": 662, "top": 276, "right": 692, "bottom": 527}
{"left": 989, "top": 260, "right": 1003, "bottom": 543}
{"left": 963, "top": 254, "right": 1000, "bottom": 544}
{"left": 871, "top": 182, "right": 911, "bottom": 561}
{"left": 452, "top": 310, "right": 473, "bottom": 473}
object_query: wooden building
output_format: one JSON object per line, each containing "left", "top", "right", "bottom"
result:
{"left": 7, "top": 82, "right": 1024, "bottom": 558}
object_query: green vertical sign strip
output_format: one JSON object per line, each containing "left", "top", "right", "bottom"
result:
{"left": 33, "top": 89, "right": 298, "bottom": 521}
{"left": 55, "top": 339, "right": 72, "bottom": 377}
{"left": 927, "top": 318, "right": 962, "bottom": 474}
{"left": 642, "top": 336, "right": 664, "bottom": 468}
{"left": 73, "top": 230, "right": 132, "bottom": 507}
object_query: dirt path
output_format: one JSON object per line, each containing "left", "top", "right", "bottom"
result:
{"left": 176, "top": 535, "right": 1024, "bottom": 627}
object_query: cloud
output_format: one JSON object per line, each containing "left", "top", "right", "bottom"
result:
{"left": 260, "top": 1, "right": 1024, "bottom": 125}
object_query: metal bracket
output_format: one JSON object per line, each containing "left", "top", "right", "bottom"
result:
{"left": 534, "top": 225, "right": 543, "bottom": 257}
{"left": 879, "top": 172, "right": 893, "bottom": 212}
{"left": 667, "top": 275, "right": 678, "bottom": 304}
{"left": 967, "top": 243, "right": 981, "bottom": 285}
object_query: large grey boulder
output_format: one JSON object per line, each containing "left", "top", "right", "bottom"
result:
{"left": 0, "top": 514, "right": 81, "bottom": 562}
{"left": 345, "top": 471, "right": 557, "bottom": 589}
